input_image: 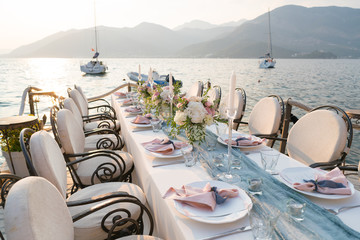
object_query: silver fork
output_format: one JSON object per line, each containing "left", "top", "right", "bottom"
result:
{"left": 326, "top": 204, "right": 360, "bottom": 215}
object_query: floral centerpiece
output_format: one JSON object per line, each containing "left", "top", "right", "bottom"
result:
{"left": 137, "top": 81, "right": 156, "bottom": 113}
{"left": 174, "top": 96, "right": 216, "bottom": 144}
{"left": 150, "top": 82, "right": 182, "bottom": 118}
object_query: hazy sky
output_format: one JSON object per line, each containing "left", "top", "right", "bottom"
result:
{"left": 1, "top": 0, "right": 360, "bottom": 51}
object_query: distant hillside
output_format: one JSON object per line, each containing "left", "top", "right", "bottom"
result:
{"left": 3, "top": 5, "right": 360, "bottom": 58}
{"left": 173, "top": 20, "right": 218, "bottom": 31}
{"left": 176, "top": 5, "right": 360, "bottom": 58}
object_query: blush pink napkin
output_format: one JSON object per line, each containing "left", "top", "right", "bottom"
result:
{"left": 114, "top": 92, "right": 127, "bottom": 98}
{"left": 225, "top": 136, "right": 265, "bottom": 146}
{"left": 141, "top": 138, "right": 188, "bottom": 155}
{"left": 123, "top": 99, "right": 133, "bottom": 105}
{"left": 293, "top": 167, "right": 352, "bottom": 195}
{"left": 132, "top": 115, "right": 151, "bottom": 124}
{"left": 163, "top": 182, "right": 239, "bottom": 211}
{"left": 125, "top": 106, "right": 142, "bottom": 113}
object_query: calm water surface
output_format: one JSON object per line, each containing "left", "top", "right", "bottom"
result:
{"left": 0, "top": 58, "right": 359, "bottom": 165}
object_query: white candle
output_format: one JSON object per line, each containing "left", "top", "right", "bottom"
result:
{"left": 169, "top": 72, "right": 173, "bottom": 94}
{"left": 228, "top": 71, "right": 236, "bottom": 110}
{"left": 148, "top": 67, "right": 153, "bottom": 83}
{"left": 138, "top": 64, "right": 141, "bottom": 81}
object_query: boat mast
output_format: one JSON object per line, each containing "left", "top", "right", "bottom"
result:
{"left": 94, "top": 0, "right": 98, "bottom": 60}
{"left": 267, "top": 9, "right": 273, "bottom": 58}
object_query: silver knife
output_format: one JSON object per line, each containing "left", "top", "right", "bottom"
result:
{"left": 132, "top": 128, "right": 152, "bottom": 132}
{"left": 200, "top": 225, "right": 252, "bottom": 240}
{"left": 152, "top": 160, "right": 185, "bottom": 167}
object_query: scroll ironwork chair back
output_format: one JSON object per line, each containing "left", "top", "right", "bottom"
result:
{"left": 233, "top": 88, "right": 247, "bottom": 130}
{"left": 50, "top": 105, "right": 62, "bottom": 149}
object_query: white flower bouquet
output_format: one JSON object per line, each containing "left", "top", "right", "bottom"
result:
{"left": 174, "top": 96, "right": 216, "bottom": 144}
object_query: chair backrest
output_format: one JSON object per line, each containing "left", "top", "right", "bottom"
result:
{"left": 19, "top": 128, "right": 37, "bottom": 176}
{"left": 248, "top": 95, "right": 283, "bottom": 135}
{"left": 70, "top": 89, "right": 89, "bottom": 116}
{"left": 205, "top": 86, "right": 221, "bottom": 111}
{"left": 185, "top": 81, "right": 203, "bottom": 98}
{"left": 29, "top": 130, "right": 68, "bottom": 198}
{"left": 74, "top": 85, "right": 87, "bottom": 102}
{"left": 287, "top": 106, "right": 352, "bottom": 167}
{"left": 57, "top": 109, "right": 86, "bottom": 155}
{"left": 4, "top": 177, "right": 74, "bottom": 240}
{"left": 63, "top": 98, "right": 85, "bottom": 129}
{"left": 219, "top": 88, "right": 246, "bottom": 129}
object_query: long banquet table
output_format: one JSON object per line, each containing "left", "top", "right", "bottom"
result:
{"left": 112, "top": 95, "right": 360, "bottom": 240}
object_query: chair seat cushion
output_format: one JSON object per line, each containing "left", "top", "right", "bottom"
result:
{"left": 84, "top": 134, "right": 122, "bottom": 152}
{"left": 68, "top": 182, "right": 146, "bottom": 240}
{"left": 84, "top": 119, "right": 120, "bottom": 132}
{"left": 76, "top": 151, "right": 133, "bottom": 185}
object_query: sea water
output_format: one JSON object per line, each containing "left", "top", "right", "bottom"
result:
{"left": 0, "top": 58, "right": 359, "bottom": 165}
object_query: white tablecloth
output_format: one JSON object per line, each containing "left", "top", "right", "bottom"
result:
{"left": 112, "top": 95, "right": 360, "bottom": 240}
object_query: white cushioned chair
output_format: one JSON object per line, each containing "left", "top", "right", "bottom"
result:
{"left": 205, "top": 85, "right": 221, "bottom": 111}
{"left": 185, "top": 81, "right": 204, "bottom": 98}
{"left": 287, "top": 106, "right": 352, "bottom": 169}
{"left": 4, "top": 176, "right": 154, "bottom": 240}
{"left": 56, "top": 109, "right": 134, "bottom": 187}
{"left": 219, "top": 88, "right": 246, "bottom": 130}
{"left": 238, "top": 95, "right": 284, "bottom": 147}
{"left": 70, "top": 89, "right": 119, "bottom": 130}
{"left": 50, "top": 105, "right": 124, "bottom": 152}
{"left": 64, "top": 97, "right": 120, "bottom": 131}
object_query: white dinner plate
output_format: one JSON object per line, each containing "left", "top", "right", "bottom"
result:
{"left": 144, "top": 141, "right": 192, "bottom": 159}
{"left": 125, "top": 109, "right": 143, "bottom": 115}
{"left": 173, "top": 180, "right": 252, "bottom": 224}
{"left": 117, "top": 99, "right": 134, "bottom": 106}
{"left": 130, "top": 122, "right": 151, "bottom": 128}
{"left": 217, "top": 133, "right": 265, "bottom": 150}
{"left": 280, "top": 167, "right": 355, "bottom": 199}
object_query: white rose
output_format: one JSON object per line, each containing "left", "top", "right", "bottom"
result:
{"left": 174, "top": 111, "right": 187, "bottom": 125}
{"left": 187, "top": 101, "right": 207, "bottom": 123}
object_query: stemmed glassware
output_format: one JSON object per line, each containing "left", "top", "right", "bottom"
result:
{"left": 216, "top": 107, "right": 241, "bottom": 183}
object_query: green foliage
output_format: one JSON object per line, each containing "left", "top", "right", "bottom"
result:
{"left": 1, "top": 128, "right": 22, "bottom": 152}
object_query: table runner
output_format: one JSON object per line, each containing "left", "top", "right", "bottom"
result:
{"left": 177, "top": 129, "right": 360, "bottom": 240}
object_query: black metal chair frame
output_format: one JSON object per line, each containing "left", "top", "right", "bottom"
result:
{"left": 233, "top": 88, "right": 247, "bottom": 130}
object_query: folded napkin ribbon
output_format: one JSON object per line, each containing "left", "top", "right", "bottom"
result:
{"left": 163, "top": 182, "right": 239, "bottom": 211}
{"left": 293, "top": 167, "right": 351, "bottom": 195}
{"left": 114, "top": 92, "right": 127, "bottom": 97}
{"left": 141, "top": 138, "right": 188, "bottom": 155}
{"left": 225, "top": 136, "right": 265, "bottom": 146}
{"left": 132, "top": 115, "right": 151, "bottom": 124}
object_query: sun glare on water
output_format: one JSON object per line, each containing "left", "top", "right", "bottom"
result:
{"left": 25, "top": 58, "right": 72, "bottom": 97}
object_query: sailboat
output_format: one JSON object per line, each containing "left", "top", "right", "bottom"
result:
{"left": 259, "top": 9, "right": 276, "bottom": 69}
{"left": 80, "top": 1, "right": 108, "bottom": 74}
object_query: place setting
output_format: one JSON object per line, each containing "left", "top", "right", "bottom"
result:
{"left": 162, "top": 180, "right": 252, "bottom": 224}
{"left": 141, "top": 137, "right": 192, "bottom": 167}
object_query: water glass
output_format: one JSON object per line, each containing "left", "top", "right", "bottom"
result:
{"left": 215, "top": 123, "right": 228, "bottom": 136}
{"left": 213, "top": 153, "right": 225, "bottom": 168}
{"left": 231, "top": 156, "right": 242, "bottom": 170}
{"left": 287, "top": 199, "right": 306, "bottom": 221}
{"left": 248, "top": 203, "right": 278, "bottom": 240}
{"left": 181, "top": 147, "right": 197, "bottom": 167}
{"left": 150, "top": 118, "right": 162, "bottom": 132}
{"left": 260, "top": 149, "right": 280, "bottom": 174}
{"left": 248, "top": 178, "right": 263, "bottom": 195}
{"left": 205, "top": 136, "right": 217, "bottom": 151}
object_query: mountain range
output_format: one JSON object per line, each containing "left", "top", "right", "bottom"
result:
{"left": 3, "top": 5, "right": 360, "bottom": 58}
